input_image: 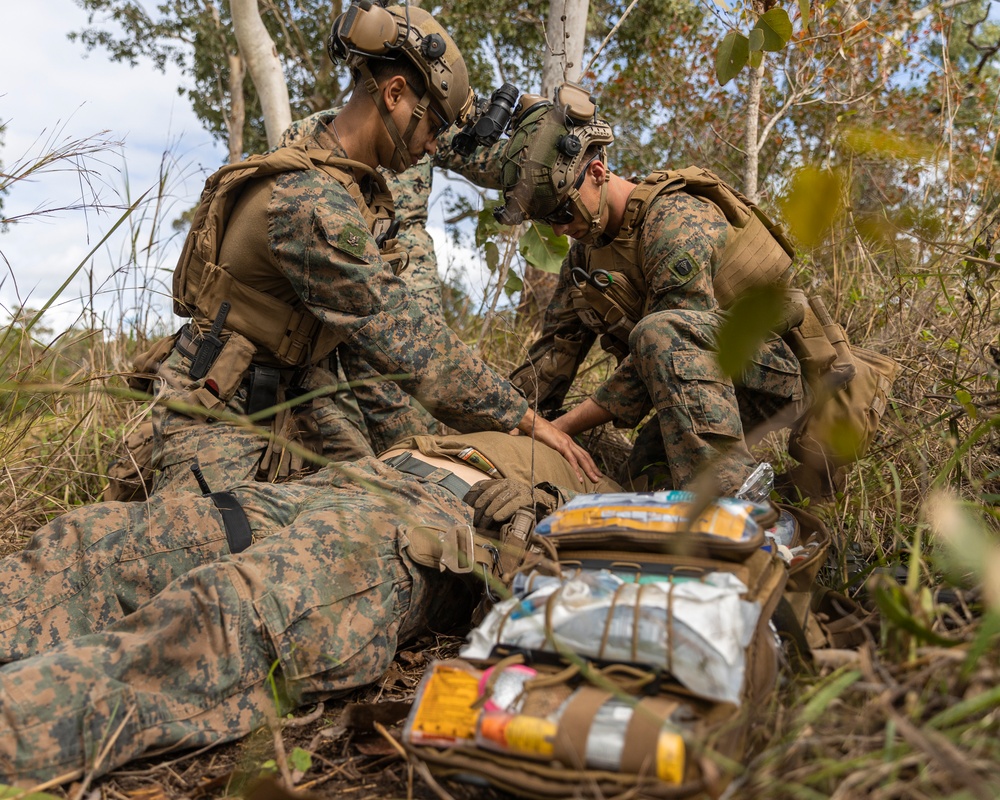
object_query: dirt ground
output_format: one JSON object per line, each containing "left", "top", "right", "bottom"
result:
{"left": 69, "top": 634, "right": 510, "bottom": 800}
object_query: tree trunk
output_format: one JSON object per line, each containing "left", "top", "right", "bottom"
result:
{"left": 521, "top": 0, "right": 591, "bottom": 334}
{"left": 540, "top": 0, "right": 590, "bottom": 93}
{"left": 231, "top": 0, "right": 292, "bottom": 148}
{"left": 226, "top": 53, "right": 247, "bottom": 163}
{"left": 744, "top": 58, "right": 764, "bottom": 203}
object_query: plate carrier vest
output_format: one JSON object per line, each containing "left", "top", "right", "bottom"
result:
{"left": 569, "top": 166, "right": 795, "bottom": 358}
{"left": 172, "top": 144, "right": 405, "bottom": 367}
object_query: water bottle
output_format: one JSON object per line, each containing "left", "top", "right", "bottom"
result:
{"left": 736, "top": 462, "right": 774, "bottom": 504}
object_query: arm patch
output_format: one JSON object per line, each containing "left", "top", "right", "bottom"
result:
{"left": 668, "top": 251, "right": 697, "bottom": 281}
{"left": 336, "top": 224, "right": 368, "bottom": 259}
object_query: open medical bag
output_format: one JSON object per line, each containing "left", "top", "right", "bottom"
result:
{"left": 399, "top": 491, "right": 834, "bottom": 798}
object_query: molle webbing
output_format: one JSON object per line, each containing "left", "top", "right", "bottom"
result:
{"left": 621, "top": 168, "right": 795, "bottom": 309}
{"left": 173, "top": 146, "right": 398, "bottom": 367}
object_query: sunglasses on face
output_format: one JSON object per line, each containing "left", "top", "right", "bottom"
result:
{"left": 426, "top": 104, "right": 451, "bottom": 139}
{"left": 540, "top": 157, "right": 597, "bottom": 226}
{"left": 404, "top": 79, "right": 451, "bottom": 139}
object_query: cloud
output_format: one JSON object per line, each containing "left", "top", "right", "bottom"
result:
{"left": 0, "top": 0, "right": 224, "bottom": 332}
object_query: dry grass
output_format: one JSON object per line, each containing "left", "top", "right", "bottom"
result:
{"left": 1, "top": 135, "right": 999, "bottom": 799}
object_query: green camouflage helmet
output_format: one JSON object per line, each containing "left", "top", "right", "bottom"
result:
{"left": 329, "top": 3, "right": 474, "bottom": 125}
{"left": 495, "top": 83, "right": 614, "bottom": 226}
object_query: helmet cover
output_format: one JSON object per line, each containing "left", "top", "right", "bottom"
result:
{"left": 496, "top": 83, "right": 614, "bottom": 225}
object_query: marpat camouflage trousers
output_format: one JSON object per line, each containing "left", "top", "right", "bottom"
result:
{"left": 0, "top": 457, "right": 470, "bottom": 784}
{"left": 619, "top": 309, "right": 804, "bottom": 495}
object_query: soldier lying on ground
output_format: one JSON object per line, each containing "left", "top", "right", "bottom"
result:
{"left": 0, "top": 432, "right": 620, "bottom": 786}
{"left": 113, "top": 4, "right": 598, "bottom": 502}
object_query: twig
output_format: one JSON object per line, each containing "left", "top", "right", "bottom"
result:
{"left": 584, "top": 0, "right": 641, "bottom": 74}
{"left": 283, "top": 702, "right": 325, "bottom": 727}
{"left": 74, "top": 704, "right": 138, "bottom": 800}
{"left": 373, "top": 722, "right": 454, "bottom": 800}
{"left": 271, "top": 716, "right": 295, "bottom": 788}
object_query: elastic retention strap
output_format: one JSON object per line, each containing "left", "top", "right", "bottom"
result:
{"left": 245, "top": 364, "right": 282, "bottom": 418}
{"left": 209, "top": 491, "right": 254, "bottom": 554}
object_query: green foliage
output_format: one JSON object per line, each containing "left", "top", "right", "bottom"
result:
{"left": 517, "top": 222, "right": 570, "bottom": 274}
{"left": 715, "top": 284, "right": 787, "bottom": 378}
{"left": 714, "top": 5, "right": 792, "bottom": 86}
{"left": 0, "top": 787, "right": 62, "bottom": 800}
{"left": 288, "top": 746, "right": 313, "bottom": 773}
{"left": 716, "top": 30, "right": 750, "bottom": 86}
{"left": 754, "top": 8, "right": 793, "bottom": 52}
{"left": 779, "top": 167, "right": 843, "bottom": 247}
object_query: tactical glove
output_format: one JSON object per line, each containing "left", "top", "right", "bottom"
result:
{"left": 463, "top": 479, "right": 559, "bottom": 528}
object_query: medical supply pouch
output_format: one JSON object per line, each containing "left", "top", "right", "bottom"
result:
{"left": 400, "top": 491, "right": 812, "bottom": 798}
{"left": 789, "top": 345, "right": 900, "bottom": 470}
{"left": 533, "top": 490, "right": 771, "bottom": 561}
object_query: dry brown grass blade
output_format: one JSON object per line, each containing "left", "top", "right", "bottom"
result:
{"left": 372, "top": 721, "right": 454, "bottom": 800}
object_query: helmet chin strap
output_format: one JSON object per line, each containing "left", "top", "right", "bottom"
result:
{"left": 358, "top": 63, "right": 428, "bottom": 173}
{"left": 572, "top": 177, "right": 610, "bottom": 245}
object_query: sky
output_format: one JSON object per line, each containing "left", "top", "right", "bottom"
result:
{"left": 0, "top": 0, "right": 492, "bottom": 336}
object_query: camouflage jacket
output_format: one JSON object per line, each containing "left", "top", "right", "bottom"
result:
{"left": 516, "top": 189, "right": 730, "bottom": 427}
{"left": 227, "top": 120, "right": 527, "bottom": 433}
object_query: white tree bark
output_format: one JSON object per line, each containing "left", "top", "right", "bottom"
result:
{"left": 231, "top": 0, "right": 292, "bottom": 148}
{"left": 744, "top": 59, "right": 764, "bottom": 203}
{"left": 540, "top": 0, "right": 590, "bottom": 95}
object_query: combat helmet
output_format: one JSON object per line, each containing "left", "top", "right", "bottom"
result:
{"left": 328, "top": 1, "right": 475, "bottom": 170}
{"left": 495, "top": 82, "right": 614, "bottom": 240}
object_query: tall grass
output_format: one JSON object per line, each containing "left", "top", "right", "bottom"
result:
{"left": 0, "top": 118, "right": 998, "bottom": 796}
{"left": 0, "top": 132, "right": 196, "bottom": 546}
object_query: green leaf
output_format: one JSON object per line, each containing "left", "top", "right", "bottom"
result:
{"left": 716, "top": 30, "right": 749, "bottom": 86}
{"left": 290, "top": 746, "right": 313, "bottom": 773}
{"left": 504, "top": 270, "right": 524, "bottom": 298}
{"left": 778, "top": 166, "right": 842, "bottom": 247}
{"left": 750, "top": 49, "right": 764, "bottom": 68}
{"left": 754, "top": 8, "right": 793, "bottom": 51}
{"left": 799, "top": 0, "right": 811, "bottom": 28}
{"left": 715, "top": 285, "right": 788, "bottom": 379}
{"left": 842, "top": 127, "right": 936, "bottom": 163}
{"left": 800, "top": 669, "right": 862, "bottom": 726}
{"left": 749, "top": 27, "right": 765, "bottom": 52}
{"left": 0, "top": 787, "right": 63, "bottom": 800}
{"left": 873, "top": 581, "right": 964, "bottom": 647}
{"left": 519, "top": 222, "right": 569, "bottom": 274}
{"left": 475, "top": 206, "right": 504, "bottom": 248}
{"left": 484, "top": 241, "right": 500, "bottom": 273}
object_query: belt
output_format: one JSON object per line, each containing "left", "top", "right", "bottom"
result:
{"left": 382, "top": 451, "right": 473, "bottom": 501}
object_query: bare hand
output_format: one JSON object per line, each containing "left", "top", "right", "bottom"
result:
{"left": 515, "top": 409, "right": 602, "bottom": 483}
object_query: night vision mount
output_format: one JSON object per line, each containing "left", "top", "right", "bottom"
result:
{"left": 452, "top": 82, "right": 520, "bottom": 157}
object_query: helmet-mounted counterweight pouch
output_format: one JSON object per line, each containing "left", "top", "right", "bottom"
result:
{"left": 328, "top": 1, "right": 399, "bottom": 59}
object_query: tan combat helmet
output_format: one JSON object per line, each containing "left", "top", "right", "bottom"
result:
{"left": 495, "top": 82, "right": 614, "bottom": 239}
{"left": 328, "top": 1, "right": 475, "bottom": 171}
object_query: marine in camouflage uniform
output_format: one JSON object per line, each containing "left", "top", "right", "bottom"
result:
{"left": 497, "top": 86, "right": 804, "bottom": 496}
{"left": 0, "top": 433, "right": 618, "bottom": 784}
{"left": 138, "top": 7, "right": 597, "bottom": 499}
{"left": 277, "top": 111, "right": 503, "bottom": 454}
